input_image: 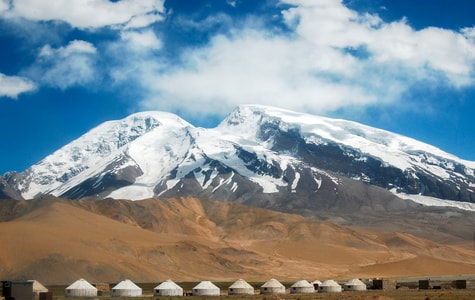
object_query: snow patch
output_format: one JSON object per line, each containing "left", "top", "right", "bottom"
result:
{"left": 314, "top": 176, "right": 322, "bottom": 191}
{"left": 291, "top": 171, "right": 300, "bottom": 192}
{"left": 312, "top": 167, "right": 340, "bottom": 185}
{"left": 391, "top": 189, "right": 475, "bottom": 212}
{"left": 231, "top": 182, "right": 238, "bottom": 193}
{"left": 212, "top": 173, "right": 234, "bottom": 193}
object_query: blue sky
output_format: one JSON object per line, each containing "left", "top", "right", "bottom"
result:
{"left": 1, "top": 0, "right": 475, "bottom": 174}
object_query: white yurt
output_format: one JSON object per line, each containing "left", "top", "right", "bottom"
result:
{"left": 344, "top": 278, "right": 367, "bottom": 291}
{"left": 192, "top": 281, "right": 220, "bottom": 296}
{"left": 154, "top": 280, "right": 184, "bottom": 296}
{"left": 260, "top": 278, "right": 286, "bottom": 294}
{"left": 311, "top": 280, "right": 322, "bottom": 290}
{"left": 318, "top": 280, "right": 342, "bottom": 293}
{"left": 290, "top": 280, "right": 315, "bottom": 294}
{"left": 111, "top": 279, "right": 142, "bottom": 297}
{"left": 65, "top": 279, "right": 97, "bottom": 297}
{"left": 228, "top": 279, "right": 254, "bottom": 295}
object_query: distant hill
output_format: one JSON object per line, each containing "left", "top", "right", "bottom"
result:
{"left": 0, "top": 197, "right": 474, "bottom": 285}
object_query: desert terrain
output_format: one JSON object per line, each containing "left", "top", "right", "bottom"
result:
{"left": 0, "top": 196, "right": 474, "bottom": 287}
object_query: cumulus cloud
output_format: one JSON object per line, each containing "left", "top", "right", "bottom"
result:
{"left": 29, "top": 40, "right": 98, "bottom": 89}
{"left": 5, "top": 0, "right": 164, "bottom": 28}
{"left": 282, "top": 0, "right": 475, "bottom": 85}
{"left": 0, "top": 73, "right": 36, "bottom": 99}
{"left": 140, "top": 30, "right": 375, "bottom": 115}
{"left": 134, "top": 0, "right": 475, "bottom": 117}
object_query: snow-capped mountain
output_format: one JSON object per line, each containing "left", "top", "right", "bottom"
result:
{"left": 2, "top": 105, "right": 475, "bottom": 211}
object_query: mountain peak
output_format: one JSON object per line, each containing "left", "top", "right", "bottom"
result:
{"left": 125, "top": 110, "right": 193, "bottom": 128}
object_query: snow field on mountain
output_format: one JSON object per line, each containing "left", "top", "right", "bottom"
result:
{"left": 392, "top": 189, "right": 475, "bottom": 212}
{"left": 242, "top": 105, "right": 474, "bottom": 180}
{"left": 196, "top": 128, "right": 289, "bottom": 193}
{"left": 20, "top": 116, "right": 143, "bottom": 199}
{"left": 109, "top": 114, "right": 194, "bottom": 200}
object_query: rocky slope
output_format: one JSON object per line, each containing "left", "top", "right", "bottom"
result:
{"left": 0, "top": 197, "right": 474, "bottom": 285}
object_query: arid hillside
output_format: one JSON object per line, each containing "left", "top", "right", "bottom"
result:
{"left": 0, "top": 197, "right": 474, "bottom": 285}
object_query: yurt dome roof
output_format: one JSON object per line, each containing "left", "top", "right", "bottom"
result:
{"left": 112, "top": 279, "right": 141, "bottom": 290}
{"left": 291, "top": 280, "right": 312, "bottom": 288}
{"left": 320, "top": 280, "right": 341, "bottom": 287}
{"left": 193, "top": 281, "right": 219, "bottom": 289}
{"left": 155, "top": 280, "right": 183, "bottom": 290}
{"left": 66, "top": 279, "right": 96, "bottom": 290}
{"left": 229, "top": 279, "right": 253, "bottom": 289}
{"left": 261, "top": 278, "right": 285, "bottom": 288}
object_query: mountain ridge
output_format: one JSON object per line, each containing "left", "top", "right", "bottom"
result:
{"left": 1, "top": 105, "right": 474, "bottom": 211}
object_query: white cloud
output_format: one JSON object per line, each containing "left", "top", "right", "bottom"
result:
{"left": 31, "top": 40, "right": 98, "bottom": 89}
{"left": 282, "top": 0, "right": 475, "bottom": 86}
{"left": 39, "top": 40, "right": 96, "bottom": 57}
{"left": 124, "top": 12, "right": 163, "bottom": 29}
{"left": 140, "top": 30, "right": 375, "bottom": 115}
{"left": 369, "top": 24, "right": 475, "bottom": 86}
{"left": 282, "top": 0, "right": 379, "bottom": 48}
{"left": 7, "top": 0, "right": 165, "bottom": 28}
{"left": 227, "top": 0, "right": 237, "bottom": 8}
{"left": 462, "top": 26, "right": 475, "bottom": 40}
{"left": 121, "top": 29, "right": 162, "bottom": 51}
{"left": 0, "top": 0, "right": 9, "bottom": 12}
{"left": 0, "top": 73, "right": 36, "bottom": 99}
{"left": 105, "top": 28, "right": 165, "bottom": 87}
{"left": 133, "top": 0, "right": 475, "bottom": 117}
